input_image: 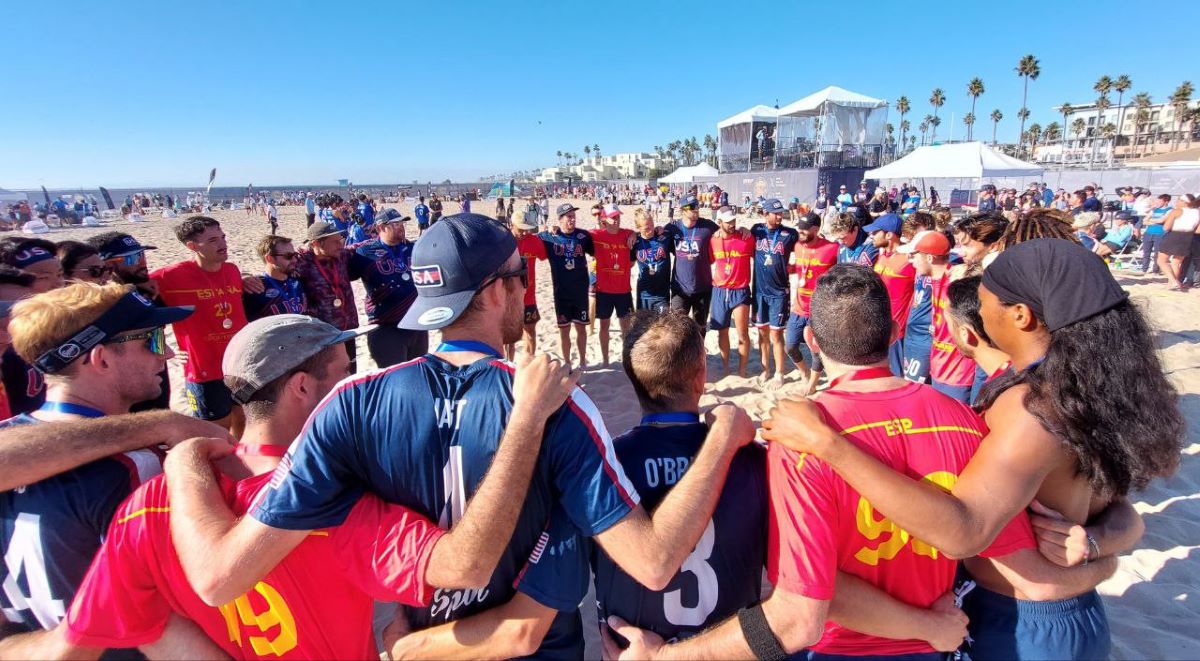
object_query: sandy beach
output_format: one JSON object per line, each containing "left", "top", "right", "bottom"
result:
{"left": 35, "top": 199, "right": 1200, "bottom": 659}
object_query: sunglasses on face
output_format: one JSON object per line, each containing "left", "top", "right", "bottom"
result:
{"left": 271, "top": 252, "right": 298, "bottom": 260}
{"left": 80, "top": 265, "right": 112, "bottom": 278}
{"left": 479, "top": 257, "right": 529, "bottom": 291}
{"left": 107, "top": 251, "right": 146, "bottom": 267}
{"left": 106, "top": 326, "right": 168, "bottom": 355}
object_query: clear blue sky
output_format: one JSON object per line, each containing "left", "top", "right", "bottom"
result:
{"left": 3, "top": 0, "right": 1195, "bottom": 188}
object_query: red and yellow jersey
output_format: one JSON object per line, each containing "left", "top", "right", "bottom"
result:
{"left": 767, "top": 382, "right": 1034, "bottom": 656}
{"left": 873, "top": 252, "right": 917, "bottom": 336}
{"left": 930, "top": 271, "right": 977, "bottom": 386}
{"left": 590, "top": 228, "right": 634, "bottom": 294}
{"left": 151, "top": 261, "right": 248, "bottom": 382}
{"left": 791, "top": 238, "right": 839, "bottom": 317}
{"left": 709, "top": 232, "right": 755, "bottom": 289}
{"left": 64, "top": 472, "right": 443, "bottom": 659}
{"left": 516, "top": 233, "right": 548, "bottom": 306}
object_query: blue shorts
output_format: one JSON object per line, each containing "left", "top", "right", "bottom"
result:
{"left": 753, "top": 293, "right": 790, "bottom": 330}
{"left": 595, "top": 292, "right": 633, "bottom": 320}
{"left": 784, "top": 313, "right": 823, "bottom": 372}
{"left": 637, "top": 290, "right": 669, "bottom": 313}
{"left": 960, "top": 584, "right": 1110, "bottom": 661}
{"left": 887, "top": 339, "right": 904, "bottom": 377}
{"left": 709, "top": 287, "right": 750, "bottom": 330}
{"left": 902, "top": 338, "right": 931, "bottom": 384}
{"left": 184, "top": 379, "right": 234, "bottom": 421}
{"left": 932, "top": 379, "right": 971, "bottom": 404}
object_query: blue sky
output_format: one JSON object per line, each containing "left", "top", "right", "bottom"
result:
{"left": 3, "top": 0, "right": 1195, "bottom": 188}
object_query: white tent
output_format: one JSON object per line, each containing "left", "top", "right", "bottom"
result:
{"left": 777, "top": 86, "right": 887, "bottom": 115}
{"left": 866, "top": 142, "right": 1043, "bottom": 179}
{"left": 717, "top": 105, "right": 779, "bottom": 129}
{"left": 775, "top": 86, "right": 889, "bottom": 167}
{"left": 659, "top": 163, "right": 719, "bottom": 184}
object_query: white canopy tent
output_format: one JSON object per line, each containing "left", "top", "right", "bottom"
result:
{"left": 716, "top": 105, "right": 780, "bottom": 129}
{"left": 717, "top": 105, "right": 779, "bottom": 173}
{"left": 659, "top": 163, "right": 719, "bottom": 184}
{"left": 866, "top": 142, "right": 1043, "bottom": 179}
{"left": 774, "top": 86, "right": 889, "bottom": 169}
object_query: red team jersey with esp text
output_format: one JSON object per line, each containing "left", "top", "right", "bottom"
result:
{"left": 873, "top": 253, "right": 917, "bottom": 336}
{"left": 791, "top": 238, "right": 840, "bottom": 317}
{"left": 930, "top": 271, "right": 977, "bottom": 386}
{"left": 516, "top": 233, "right": 548, "bottom": 306}
{"left": 150, "top": 261, "right": 248, "bottom": 382}
{"left": 590, "top": 228, "right": 634, "bottom": 294}
{"left": 767, "top": 382, "right": 1035, "bottom": 656}
{"left": 64, "top": 472, "right": 444, "bottom": 659}
{"left": 709, "top": 232, "right": 755, "bottom": 289}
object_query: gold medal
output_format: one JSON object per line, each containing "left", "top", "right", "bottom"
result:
{"left": 333, "top": 298, "right": 343, "bottom": 308}
{"left": 764, "top": 255, "right": 774, "bottom": 266}
{"left": 221, "top": 317, "right": 233, "bottom": 329}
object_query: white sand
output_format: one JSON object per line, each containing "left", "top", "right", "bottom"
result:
{"left": 38, "top": 199, "right": 1200, "bottom": 659}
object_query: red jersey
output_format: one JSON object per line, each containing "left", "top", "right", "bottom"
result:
{"left": 591, "top": 229, "right": 634, "bottom": 294}
{"left": 791, "top": 238, "right": 839, "bottom": 317}
{"left": 930, "top": 271, "right": 977, "bottom": 386}
{"left": 64, "top": 472, "right": 444, "bottom": 659}
{"left": 151, "top": 261, "right": 248, "bottom": 382}
{"left": 767, "top": 382, "right": 1035, "bottom": 656}
{"left": 516, "top": 233, "right": 548, "bottom": 306}
{"left": 709, "top": 232, "right": 755, "bottom": 289}
{"left": 873, "top": 251, "right": 917, "bottom": 336}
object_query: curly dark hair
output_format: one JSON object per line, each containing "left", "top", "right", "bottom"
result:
{"left": 1003, "top": 208, "right": 1080, "bottom": 248}
{"left": 953, "top": 212, "right": 1009, "bottom": 246}
{"left": 975, "top": 299, "right": 1183, "bottom": 496}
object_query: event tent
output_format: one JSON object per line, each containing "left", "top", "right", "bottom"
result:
{"left": 659, "top": 163, "right": 719, "bottom": 184}
{"left": 865, "top": 142, "right": 1043, "bottom": 179}
{"left": 717, "top": 105, "right": 780, "bottom": 173}
{"left": 775, "top": 86, "right": 888, "bottom": 167}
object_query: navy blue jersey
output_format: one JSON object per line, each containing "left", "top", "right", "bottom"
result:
{"left": 519, "top": 421, "right": 768, "bottom": 642}
{"left": 665, "top": 219, "right": 719, "bottom": 294}
{"left": 837, "top": 231, "right": 879, "bottom": 267}
{"left": 633, "top": 234, "right": 674, "bottom": 297}
{"left": 750, "top": 223, "right": 799, "bottom": 298}
{"left": 0, "top": 415, "right": 161, "bottom": 632}
{"left": 351, "top": 239, "right": 418, "bottom": 325}
{"left": 251, "top": 354, "right": 639, "bottom": 656}
{"left": 539, "top": 230, "right": 594, "bottom": 298}
{"left": 1, "top": 348, "right": 44, "bottom": 416}
{"left": 242, "top": 275, "right": 307, "bottom": 321}
{"left": 904, "top": 274, "right": 934, "bottom": 344}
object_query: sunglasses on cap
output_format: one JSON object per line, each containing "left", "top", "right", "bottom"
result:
{"left": 106, "top": 251, "right": 146, "bottom": 267}
{"left": 105, "top": 326, "right": 168, "bottom": 356}
{"left": 479, "top": 257, "right": 529, "bottom": 291}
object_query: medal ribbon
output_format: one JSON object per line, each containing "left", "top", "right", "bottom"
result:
{"left": 39, "top": 401, "right": 105, "bottom": 418}
{"left": 641, "top": 412, "right": 701, "bottom": 425}
{"left": 435, "top": 340, "right": 502, "bottom": 358}
{"left": 314, "top": 254, "right": 348, "bottom": 305}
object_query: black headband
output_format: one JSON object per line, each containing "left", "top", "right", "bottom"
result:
{"left": 34, "top": 290, "right": 191, "bottom": 374}
{"left": 982, "top": 239, "right": 1128, "bottom": 332}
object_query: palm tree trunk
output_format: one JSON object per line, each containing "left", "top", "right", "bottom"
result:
{"left": 1113, "top": 93, "right": 1125, "bottom": 166}
{"left": 1019, "top": 77, "right": 1029, "bottom": 141}
{"left": 992, "top": 122, "right": 998, "bottom": 145}
{"left": 969, "top": 98, "right": 977, "bottom": 141}
{"left": 1091, "top": 108, "right": 1101, "bottom": 168}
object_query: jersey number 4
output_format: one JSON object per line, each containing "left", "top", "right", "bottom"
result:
{"left": 663, "top": 519, "right": 718, "bottom": 627}
{"left": 2, "top": 513, "right": 66, "bottom": 628}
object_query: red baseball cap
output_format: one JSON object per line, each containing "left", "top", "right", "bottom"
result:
{"left": 898, "top": 230, "right": 951, "bottom": 256}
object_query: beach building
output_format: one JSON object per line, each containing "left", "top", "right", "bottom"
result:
{"left": 1033, "top": 100, "right": 1200, "bottom": 166}
{"left": 534, "top": 152, "right": 673, "bottom": 183}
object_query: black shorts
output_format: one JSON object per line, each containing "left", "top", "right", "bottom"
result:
{"left": 671, "top": 289, "right": 712, "bottom": 329}
{"left": 594, "top": 292, "right": 633, "bottom": 320}
{"left": 184, "top": 379, "right": 234, "bottom": 421}
{"left": 524, "top": 304, "right": 541, "bottom": 325}
{"left": 554, "top": 296, "right": 589, "bottom": 326}
{"left": 1101, "top": 241, "right": 1123, "bottom": 253}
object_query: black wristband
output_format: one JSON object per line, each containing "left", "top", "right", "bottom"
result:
{"left": 738, "top": 605, "right": 788, "bottom": 661}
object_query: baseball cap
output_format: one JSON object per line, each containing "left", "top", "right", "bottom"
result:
{"left": 556, "top": 203, "right": 580, "bottom": 218}
{"left": 1115, "top": 210, "right": 1133, "bottom": 221}
{"left": 602, "top": 203, "right": 621, "bottom": 219}
{"left": 979, "top": 184, "right": 997, "bottom": 193}
{"left": 376, "top": 208, "right": 410, "bottom": 224}
{"left": 223, "top": 314, "right": 376, "bottom": 405}
{"left": 898, "top": 230, "right": 951, "bottom": 256}
{"left": 512, "top": 215, "right": 538, "bottom": 230}
{"left": 715, "top": 206, "right": 738, "bottom": 223}
{"left": 761, "top": 198, "right": 787, "bottom": 214}
{"left": 94, "top": 234, "right": 158, "bottom": 260}
{"left": 862, "top": 213, "right": 903, "bottom": 236}
{"left": 796, "top": 212, "right": 822, "bottom": 230}
{"left": 398, "top": 213, "right": 518, "bottom": 331}
{"left": 678, "top": 194, "right": 699, "bottom": 209}
{"left": 306, "top": 220, "right": 342, "bottom": 242}
{"left": 33, "top": 288, "right": 193, "bottom": 374}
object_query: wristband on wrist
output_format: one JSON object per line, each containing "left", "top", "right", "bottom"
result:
{"left": 1087, "top": 533, "right": 1101, "bottom": 561}
{"left": 738, "top": 605, "right": 788, "bottom": 661}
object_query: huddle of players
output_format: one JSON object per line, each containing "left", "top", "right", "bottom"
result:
{"left": 1, "top": 210, "right": 1183, "bottom": 661}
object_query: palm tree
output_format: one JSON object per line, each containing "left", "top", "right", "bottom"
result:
{"left": 1170, "top": 81, "right": 1194, "bottom": 148}
{"left": 1100, "top": 123, "right": 1118, "bottom": 166}
{"left": 1015, "top": 55, "right": 1041, "bottom": 144}
{"left": 1028, "top": 123, "right": 1042, "bottom": 155}
{"left": 1044, "top": 122, "right": 1061, "bottom": 145}
{"left": 899, "top": 120, "right": 911, "bottom": 153}
{"left": 885, "top": 123, "right": 895, "bottom": 155}
{"left": 703, "top": 134, "right": 717, "bottom": 166}
{"left": 593, "top": 144, "right": 600, "bottom": 158}
{"left": 1112, "top": 75, "right": 1131, "bottom": 162}
{"left": 1016, "top": 108, "right": 1030, "bottom": 151}
{"left": 556, "top": 150, "right": 562, "bottom": 166}
{"left": 1090, "top": 76, "right": 1113, "bottom": 166}
{"left": 583, "top": 145, "right": 591, "bottom": 161}
{"left": 1132, "top": 93, "right": 1152, "bottom": 156}
{"left": 1057, "top": 102, "right": 1073, "bottom": 144}
{"left": 966, "top": 78, "right": 985, "bottom": 140}
{"left": 919, "top": 119, "right": 930, "bottom": 146}
{"left": 907, "top": 135, "right": 917, "bottom": 150}
{"left": 896, "top": 96, "right": 911, "bottom": 149}
{"left": 929, "top": 88, "right": 946, "bottom": 142}
{"left": 990, "top": 109, "right": 1003, "bottom": 145}
{"left": 1071, "top": 118, "right": 1087, "bottom": 143}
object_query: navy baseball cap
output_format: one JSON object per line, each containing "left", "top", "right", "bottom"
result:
{"left": 679, "top": 194, "right": 699, "bottom": 209}
{"left": 796, "top": 212, "right": 822, "bottom": 230}
{"left": 862, "top": 213, "right": 903, "bottom": 235}
{"left": 556, "top": 203, "right": 580, "bottom": 218}
{"left": 762, "top": 198, "right": 787, "bottom": 214}
{"left": 1115, "top": 210, "right": 1134, "bottom": 221}
{"left": 93, "top": 234, "right": 157, "bottom": 260}
{"left": 398, "top": 214, "right": 518, "bottom": 331}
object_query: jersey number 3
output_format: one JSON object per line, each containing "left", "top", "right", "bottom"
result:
{"left": 663, "top": 519, "right": 718, "bottom": 627}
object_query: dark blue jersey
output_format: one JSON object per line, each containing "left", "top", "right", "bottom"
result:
{"left": 519, "top": 420, "right": 767, "bottom": 642}
{"left": 837, "top": 230, "right": 879, "bottom": 267}
{"left": 1, "top": 348, "right": 44, "bottom": 416}
{"left": 750, "top": 223, "right": 799, "bottom": 298}
{"left": 904, "top": 274, "right": 934, "bottom": 344}
{"left": 665, "top": 219, "right": 719, "bottom": 295}
{"left": 0, "top": 414, "right": 161, "bottom": 632}
{"left": 633, "top": 234, "right": 674, "bottom": 297}
{"left": 251, "top": 354, "right": 639, "bottom": 656}
{"left": 242, "top": 275, "right": 307, "bottom": 321}
{"left": 539, "top": 229, "right": 594, "bottom": 299}
{"left": 351, "top": 239, "right": 418, "bottom": 325}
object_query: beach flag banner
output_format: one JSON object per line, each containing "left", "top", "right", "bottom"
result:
{"left": 98, "top": 187, "right": 115, "bottom": 210}
{"left": 206, "top": 168, "right": 217, "bottom": 194}
{"left": 41, "top": 186, "right": 52, "bottom": 206}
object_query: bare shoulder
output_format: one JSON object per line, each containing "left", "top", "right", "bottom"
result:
{"left": 982, "top": 384, "right": 1061, "bottom": 458}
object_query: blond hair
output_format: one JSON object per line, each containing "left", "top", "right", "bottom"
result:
{"left": 10, "top": 282, "right": 133, "bottom": 366}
